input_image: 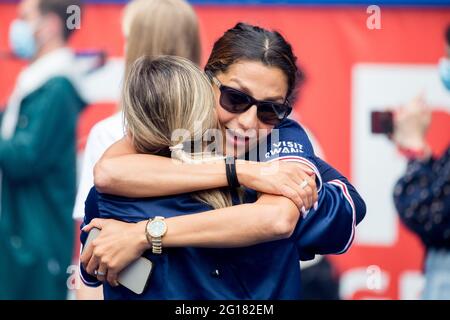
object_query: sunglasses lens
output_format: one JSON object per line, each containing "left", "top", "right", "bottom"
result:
{"left": 217, "top": 83, "right": 291, "bottom": 125}
{"left": 220, "top": 87, "right": 252, "bottom": 113}
{"left": 258, "top": 103, "right": 291, "bottom": 125}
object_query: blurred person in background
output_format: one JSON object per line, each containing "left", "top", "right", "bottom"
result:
{"left": 72, "top": 0, "right": 201, "bottom": 299}
{"left": 0, "top": 0, "right": 85, "bottom": 299}
{"left": 392, "top": 26, "right": 450, "bottom": 300}
{"left": 300, "top": 254, "right": 340, "bottom": 299}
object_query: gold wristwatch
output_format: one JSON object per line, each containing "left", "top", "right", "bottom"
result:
{"left": 145, "top": 216, "right": 167, "bottom": 254}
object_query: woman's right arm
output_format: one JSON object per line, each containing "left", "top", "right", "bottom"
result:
{"left": 80, "top": 191, "right": 301, "bottom": 285}
{"left": 94, "top": 136, "right": 228, "bottom": 196}
{"left": 94, "top": 136, "right": 314, "bottom": 208}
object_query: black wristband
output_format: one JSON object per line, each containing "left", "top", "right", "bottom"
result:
{"left": 225, "top": 156, "right": 240, "bottom": 188}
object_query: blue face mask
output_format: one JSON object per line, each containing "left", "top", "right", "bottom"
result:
{"left": 439, "top": 57, "right": 450, "bottom": 91}
{"left": 9, "top": 19, "right": 37, "bottom": 60}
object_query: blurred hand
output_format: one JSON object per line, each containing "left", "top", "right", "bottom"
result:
{"left": 237, "top": 160, "right": 318, "bottom": 212}
{"left": 80, "top": 219, "right": 149, "bottom": 287}
{"left": 393, "top": 94, "right": 431, "bottom": 150}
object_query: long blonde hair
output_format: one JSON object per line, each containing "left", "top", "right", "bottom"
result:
{"left": 123, "top": 56, "right": 232, "bottom": 209}
{"left": 122, "top": 0, "right": 201, "bottom": 75}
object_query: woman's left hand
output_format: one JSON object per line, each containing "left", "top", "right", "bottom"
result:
{"left": 80, "top": 218, "right": 150, "bottom": 286}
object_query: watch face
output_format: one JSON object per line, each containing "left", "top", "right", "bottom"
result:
{"left": 148, "top": 220, "right": 166, "bottom": 237}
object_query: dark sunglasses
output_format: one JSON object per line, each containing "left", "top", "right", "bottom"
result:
{"left": 208, "top": 73, "right": 292, "bottom": 125}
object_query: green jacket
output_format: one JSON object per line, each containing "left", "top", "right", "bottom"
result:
{"left": 0, "top": 76, "right": 86, "bottom": 299}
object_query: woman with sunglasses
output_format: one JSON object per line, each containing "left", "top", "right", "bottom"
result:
{"left": 81, "top": 23, "right": 366, "bottom": 297}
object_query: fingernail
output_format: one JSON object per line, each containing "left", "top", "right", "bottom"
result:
{"left": 301, "top": 206, "right": 306, "bottom": 217}
{"left": 314, "top": 201, "right": 318, "bottom": 210}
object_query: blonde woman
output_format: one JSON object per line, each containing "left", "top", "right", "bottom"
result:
{"left": 73, "top": 0, "right": 200, "bottom": 299}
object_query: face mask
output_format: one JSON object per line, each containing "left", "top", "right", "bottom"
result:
{"left": 439, "top": 57, "right": 450, "bottom": 91}
{"left": 9, "top": 19, "right": 37, "bottom": 60}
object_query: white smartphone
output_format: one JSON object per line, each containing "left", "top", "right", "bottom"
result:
{"left": 82, "top": 227, "right": 153, "bottom": 295}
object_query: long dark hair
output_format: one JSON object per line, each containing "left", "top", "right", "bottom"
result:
{"left": 205, "top": 22, "right": 304, "bottom": 104}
